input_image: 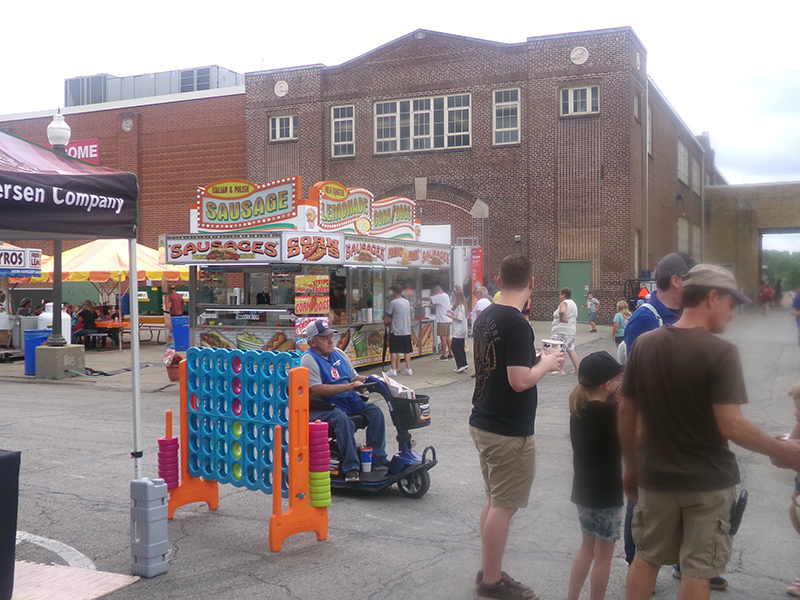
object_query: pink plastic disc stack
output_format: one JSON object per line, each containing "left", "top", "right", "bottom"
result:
{"left": 157, "top": 436, "right": 180, "bottom": 489}
{"left": 308, "top": 421, "right": 331, "bottom": 507}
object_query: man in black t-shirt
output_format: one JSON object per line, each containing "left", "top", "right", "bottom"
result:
{"left": 469, "top": 254, "right": 564, "bottom": 600}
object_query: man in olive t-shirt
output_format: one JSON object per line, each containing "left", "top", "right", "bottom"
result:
{"left": 619, "top": 264, "right": 800, "bottom": 600}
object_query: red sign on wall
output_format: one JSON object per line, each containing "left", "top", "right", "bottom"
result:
{"left": 66, "top": 139, "right": 100, "bottom": 165}
{"left": 471, "top": 248, "right": 483, "bottom": 308}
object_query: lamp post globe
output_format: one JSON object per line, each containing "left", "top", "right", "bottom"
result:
{"left": 47, "top": 110, "right": 71, "bottom": 153}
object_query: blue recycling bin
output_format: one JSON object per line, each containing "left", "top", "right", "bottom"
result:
{"left": 171, "top": 316, "right": 190, "bottom": 351}
{"left": 24, "top": 329, "right": 50, "bottom": 376}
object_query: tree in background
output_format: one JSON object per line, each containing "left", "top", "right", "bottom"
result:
{"left": 762, "top": 250, "right": 800, "bottom": 292}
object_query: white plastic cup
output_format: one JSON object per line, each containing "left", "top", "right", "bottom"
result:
{"left": 541, "top": 339, "right": 564, "bottom": 355}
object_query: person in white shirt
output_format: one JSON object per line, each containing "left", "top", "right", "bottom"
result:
{"left": 448, "top": 289, "right": 469, "bottom": 373}
{"left": 428, "top": 285, "right": 453, "bottom": 360}
{"left": 384, "top": 284, "right": 413, "bottom": 376}
{"left": 472, "top": 286, "right": 492, "bottom": 322}
{"left": 551, "top": 287, "right": 581, "bottom": 374}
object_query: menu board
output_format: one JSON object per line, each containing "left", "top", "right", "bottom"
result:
{"left": 294, "top": 274, "right": 330, "bottom": 315}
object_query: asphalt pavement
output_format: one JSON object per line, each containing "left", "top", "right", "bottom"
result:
{"left": 4, "top": 312, "right": 800, "bottom": 599}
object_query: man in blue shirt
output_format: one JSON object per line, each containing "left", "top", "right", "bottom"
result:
{"left": 624, "top": 253, "right": 695, "bottom": 354}
{"left": 301, "top": 319, "right": 389, "bottom": 483}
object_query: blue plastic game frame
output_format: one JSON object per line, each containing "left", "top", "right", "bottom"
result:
{"left": 183, "top": 346, "right": 301, "bottom": 496}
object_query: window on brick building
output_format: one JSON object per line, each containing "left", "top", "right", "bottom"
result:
{"left": 374, "top": 94, "right": 471, "bottom": 154}
{"left": 691, "top": 156, "right": 701, "bottom": 195}
{"left": 646, "top": 104, "right": 653, "bottom": 156}
{"left": 270, "top": 115, "right": 299, "bottom": 141}
{"left": 560, "top": 85, "right": 599, "bottom": 116}
{"left": 493, "top": 89, "right": 520, "bottom": 145}
{"left": 677, "top": 140, "right": 689, "bottom": 185}
{"left": 692, "top": 222, "right": 702, "bottom": 259}
{"left": 332, "top": 106, "right": 355, "bottom": 157}
{"left": 677, "top": 215, "right": 690, "bottom": 254}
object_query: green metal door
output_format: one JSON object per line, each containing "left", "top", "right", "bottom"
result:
{"left": 558, "top": 261, "right": 592, "bottom": 323}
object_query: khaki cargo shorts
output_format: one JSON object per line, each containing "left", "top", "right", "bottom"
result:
{"left": 470, "top": 426, "right": 536, "bottom": 510}
{"left": 633, "top": 486, "right": 736, "bottom": 579}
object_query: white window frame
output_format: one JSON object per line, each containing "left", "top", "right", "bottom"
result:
{"left": 493, "top": 88, "right": 520, "bottom": 145}
{"left": 691, "top": 156, "right": 701, "bottom": 195}
{"left": 373, "top": 93, "right": 471, "bottom": 154}
{"left": 646, "top": 104, "right": 653, "bottom": 156}
{"left": 331, "top": 105, "right": 355, "bottom": 157}
{"left": 270, "top": 115, "right": 298, "bottom": 142}
{"left": 677, "top": 140, "right": 689, "bottom": 185}
{"left": 560, "top": 85, "right": 599, "bottom": 116}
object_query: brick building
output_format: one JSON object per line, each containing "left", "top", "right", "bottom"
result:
{"left": 0, "top": 28, "right": 729, "bottom": 321}
{"left": 246, "top": 27, "right": 726, "bottom": 320}
{"left": 0, "top": 85, "right": 247, "bottom": 253}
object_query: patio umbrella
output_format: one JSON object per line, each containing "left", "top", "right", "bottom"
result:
{"left": 19, "top": 239, "right": 188, "bottom": 283}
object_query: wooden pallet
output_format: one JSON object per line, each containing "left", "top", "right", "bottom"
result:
{"left": 11, "top": 560, "right": 139, "bottom": 600}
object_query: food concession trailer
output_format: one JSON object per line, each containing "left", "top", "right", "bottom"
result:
{"left": 162, "top": 177, "right": 451, "bottom": 366}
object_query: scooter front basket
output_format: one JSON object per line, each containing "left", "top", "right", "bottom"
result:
{"left": 394, "top": 394, "right": 431, "bottom": 430}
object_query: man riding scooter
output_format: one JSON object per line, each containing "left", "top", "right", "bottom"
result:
{"left": 301, "top": 319, "right": 390, "bottom": 483}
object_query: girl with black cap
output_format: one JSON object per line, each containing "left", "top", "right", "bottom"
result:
{"left": 566, "top": 351, "right": 624, "bottom": 600}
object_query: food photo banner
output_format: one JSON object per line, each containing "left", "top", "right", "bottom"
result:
{"left": 164, "top": 232, "right": 450, "bottom": 269}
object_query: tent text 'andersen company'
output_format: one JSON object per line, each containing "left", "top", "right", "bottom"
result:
{"left": 0, "top": 182, "right": 125, "bottom": 215}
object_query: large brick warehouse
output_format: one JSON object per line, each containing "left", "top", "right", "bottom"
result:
{"left": 247, "top": 27, "right": 726, "bottom": 320}
{"left": 1, "top": 27, "right": 726, "bottom": 321}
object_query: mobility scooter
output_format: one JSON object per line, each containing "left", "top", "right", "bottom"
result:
{"left": 323, "top": 375, "right": 436, "bottom": 498}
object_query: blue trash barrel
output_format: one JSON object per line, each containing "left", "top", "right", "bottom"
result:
{"left": 171, "top": 316, "right": 190, "bottom": 351}
{"left": 120, "top": 292, "right": 130, "bottom": 316}
{"left": 24, "top": 329, "right": 51, "bottom": 376}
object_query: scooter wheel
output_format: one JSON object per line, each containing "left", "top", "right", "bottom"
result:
{"left": 397, "top": 469, "right": 430, "bottom": 499}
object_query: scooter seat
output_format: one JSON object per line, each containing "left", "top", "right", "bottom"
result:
{"left": 348, "top": 413, "right": 368, "bottom": 430}
{"left": 325, "top": 413, "right": 368, "bottom": 433}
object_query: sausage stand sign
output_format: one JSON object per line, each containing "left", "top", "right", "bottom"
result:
{"left": 163, "top": 176, "right": 445, "bottom": 366}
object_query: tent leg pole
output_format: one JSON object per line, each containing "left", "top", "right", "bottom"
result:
{"left": 129, "top": 239, "right": 142, "bottom": 479}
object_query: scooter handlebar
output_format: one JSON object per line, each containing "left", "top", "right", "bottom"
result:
{"left": 357, "top": 379, "right": 382, "bottom": 392}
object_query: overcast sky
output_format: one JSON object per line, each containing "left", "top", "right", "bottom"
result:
{"left": 3, "top": 0, "right": 799, "bottom": 186}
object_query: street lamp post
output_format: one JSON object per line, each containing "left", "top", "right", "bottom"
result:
{"left": 46, "top": 110, "right": 70, "bottom": 347}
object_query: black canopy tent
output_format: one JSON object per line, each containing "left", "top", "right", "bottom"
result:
{"left": 0, "top": 130, "right": 137, "bottom": 240}
{"left": 0, "top": 130, "right": 146, "bottom": 476}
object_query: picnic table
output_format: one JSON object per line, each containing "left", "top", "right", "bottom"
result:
{"left": 93, "top": 320, "right": 131, "bottom": 349}
{"left": 138, "top": 315, "right": 167, "bottom": 343}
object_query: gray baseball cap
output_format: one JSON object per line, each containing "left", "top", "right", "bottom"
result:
{"left": 305, "top": 319, "right": 339, "bottom": 339}
{"left": 682, "top": 264, "right": 751, "bottom": 304}
{"left": 655, "top": 253, "right": 695, "bottom": 280}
